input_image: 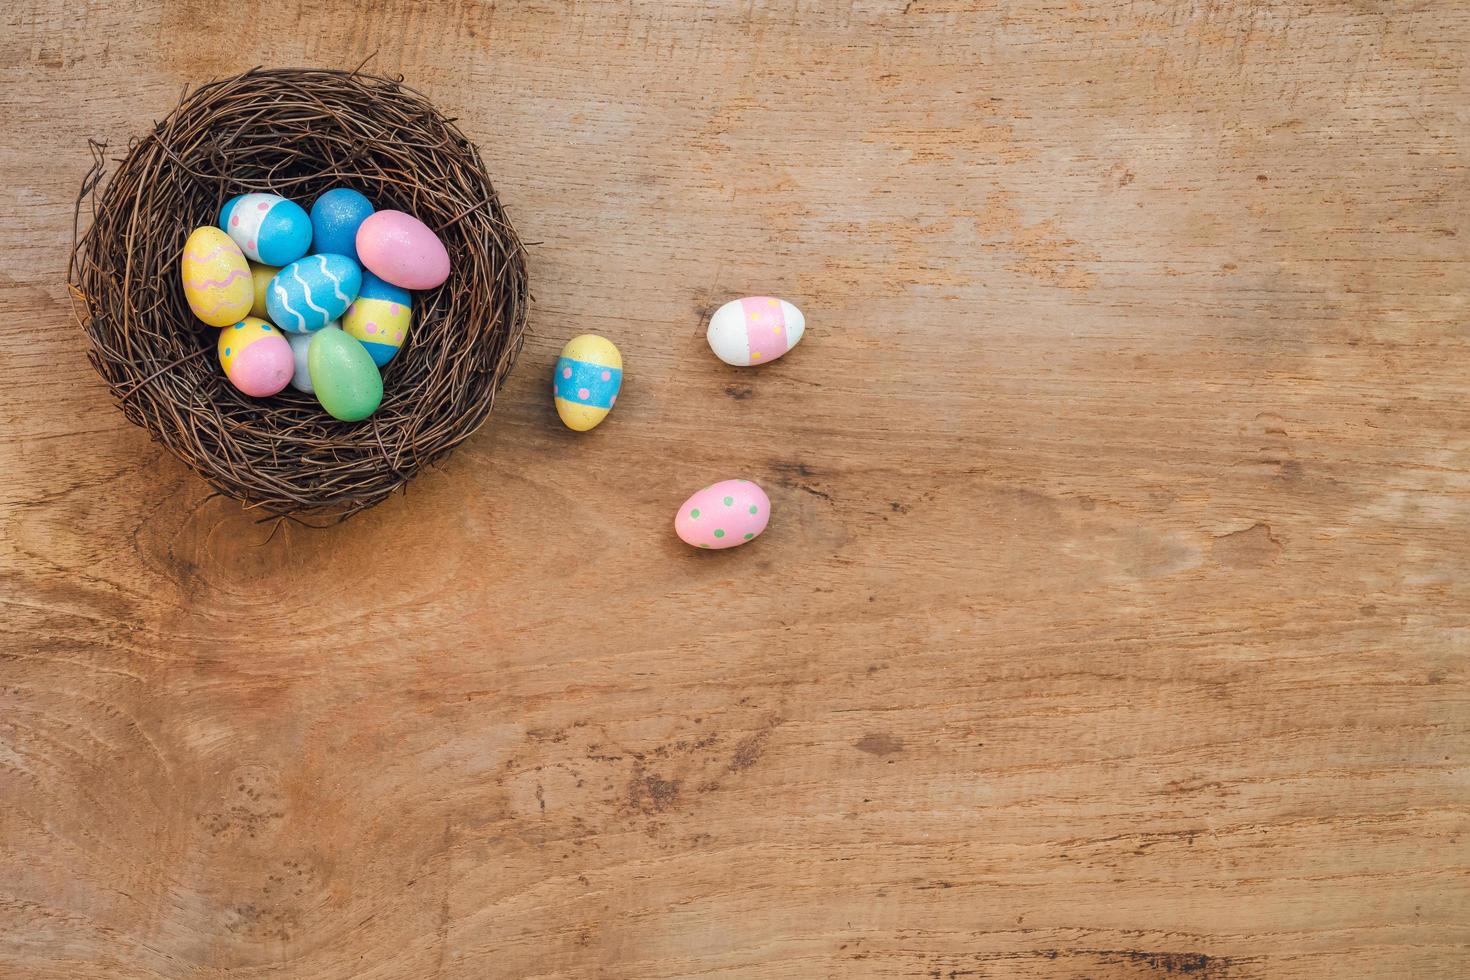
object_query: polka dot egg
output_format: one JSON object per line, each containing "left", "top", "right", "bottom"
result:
{"left": 675, "top": 480, "right": 771, "bottom": 550}
{"left": 218, "top": 316, "right": 293, "bottom": 397}
{"left": 553, "top": 334, "right": 622, "bottom": 432}
{"left": 342, "top": 272, "right": 411, "bottom": 367}
{"left": 219, "top": 193, "right": 312, "bottom": 266}
{"left": 707, "top": 296, "right": 805, "bottom": 367}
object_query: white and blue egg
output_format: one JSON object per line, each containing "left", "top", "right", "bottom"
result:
{"left": 219, "top": 193, "right": 313, "bottom": 266}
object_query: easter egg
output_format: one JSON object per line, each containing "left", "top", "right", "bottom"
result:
{"left": 675, "top": 480, "right": 771, "bottom": 550}
{"left": 707, "top": 297, "right": 806, "bottom": 367}
{"left": 249, "top": 262, "right": 279, "bottom": 319}
{"left": 356, "top": 210, "right": 450, "bottom": 290}
{"left": 553, "top": 335, "right": 622, "bottom": 432}
{"left": 218, "top": 317, "right": 292, "bottom": 397}
{"left": 181, "top": 227, "right": 252, "bottom": 327}
{"left": 219, "top": 193, "right": 313, "bottom": 266}
{"left": 266, "top": 253, "right": 362, "bottom": 334}
{"left": 310, "top": 188, "right": 374, "bottom": 263}
{"left": 286, "top": 329, "right": 315, "bottom": 394}
{"left": 307, "top": 326, "right": 383, "bottom": 421}
{"left": 342, "top": 272, "right": 411, "bottom": 367}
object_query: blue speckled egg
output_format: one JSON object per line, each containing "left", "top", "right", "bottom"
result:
{"left": 266, "top": 254, "right": 362, "bottom": 334}
{"left": 219, "top": 193, "right": 312, "bottom": 266}
{"left": 310, "top": 188, "right": 375, "bottom": 263}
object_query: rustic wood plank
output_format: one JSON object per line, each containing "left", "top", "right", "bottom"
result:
{"left": 1, "top": 0, "right": 1467, "bottom": 976}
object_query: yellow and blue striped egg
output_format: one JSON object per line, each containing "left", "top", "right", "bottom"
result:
{"left": 342, "top": 272, "right": 411, "bottom": 367}
{"left": 553, "top": 335, "right": 622, "bottom": 432}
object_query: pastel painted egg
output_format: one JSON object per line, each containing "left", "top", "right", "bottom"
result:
{"left": 266, "top": 253, "right": 362, "bottom": 334}
{"left": 342, "top": 273, "right": 411, "bottom": 367}
{"left": 219, "top": 193, "right": 313, "bottom": 266}
{"left": 310, "top": 188, "right": 374, "bottom": 263}
{"left": 181, "top": 227, "right": 252, "bottom": 327}
{"left": 707, "top": 297, "right": 806, "bottom": 367}
{"left": 219, "top": 317, "right": 292, "bottom": 397}
{"left": 355, "top": 210, "right": 450, "bottom": 290}
{"left": 553, "top": 335, "right": 622, "bottom": 432}
{"left": 248, "top": 262, "right": 280, "bottom": 319}
{"left": 307, "top": 325, "right": 383, "bottom": 421}
{"left": 286, "top": 329, "right": 316, "bottom": 394}
{"left": 675, "top": 480, "right": 771, "bottom": 550}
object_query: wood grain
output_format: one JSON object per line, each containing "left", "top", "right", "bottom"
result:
{"left": 2, "top": 1, "right": 1468, "bottom": 977}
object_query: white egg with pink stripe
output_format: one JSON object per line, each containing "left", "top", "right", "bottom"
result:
{"left": 707, "top": 296, "right": 806, "bottom": 367}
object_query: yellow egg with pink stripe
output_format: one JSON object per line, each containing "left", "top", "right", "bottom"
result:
{"left": 181, "top": 227, "right": 252, "bottom": 327}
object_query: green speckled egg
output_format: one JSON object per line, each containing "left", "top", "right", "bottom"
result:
{"left": 307, "top": 326, "right": 382, "bottom": 421}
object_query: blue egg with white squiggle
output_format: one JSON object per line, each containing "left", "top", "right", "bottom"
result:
{"left": 219, "top": 193, "right": 313, "bottom": 266}
{"left": 266, "top": 253, "right": 362, "bottom": 334}
{"left": 310, "top": 188, "right": 375, "bottom": 263}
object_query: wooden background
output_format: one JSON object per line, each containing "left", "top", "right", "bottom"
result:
{"left": 2, "top": 1, "right": 1467, "bottom": 977}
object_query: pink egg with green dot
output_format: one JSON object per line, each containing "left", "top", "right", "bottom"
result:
{"left": 675, "top": 479, "right": 770, "bottom": 550}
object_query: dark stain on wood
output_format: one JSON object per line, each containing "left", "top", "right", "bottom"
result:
{"left": 853, "top": 733, "right": 904, "bottom": 756}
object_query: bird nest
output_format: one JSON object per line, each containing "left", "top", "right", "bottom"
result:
{"left": 69, "top": 66, "right": 529, "bottom": 522}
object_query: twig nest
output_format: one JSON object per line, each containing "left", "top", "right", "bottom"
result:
{"left": 69, "top": 67, "right": 529, "bottom": 522}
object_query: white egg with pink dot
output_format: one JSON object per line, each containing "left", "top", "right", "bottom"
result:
{"left": 707, "top": 297, "right": 805, "bottom": 367}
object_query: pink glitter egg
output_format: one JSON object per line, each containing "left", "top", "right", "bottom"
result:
{"left": 355, "top": 210, "right": 450, "bottom": 290}
{"left": 675, "top": 480, "right": 771, "bottom": 550}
